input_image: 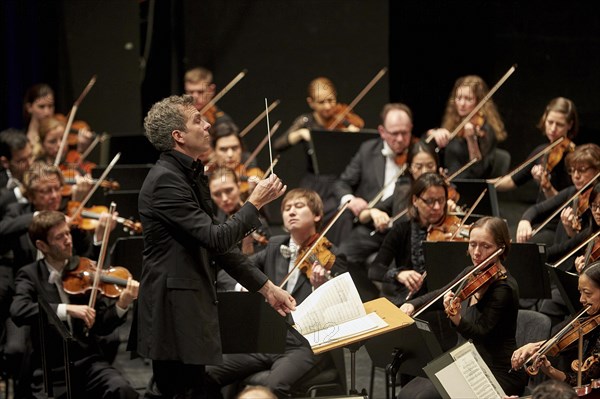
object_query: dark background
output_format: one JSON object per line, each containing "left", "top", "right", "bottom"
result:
{"left": 1, "top": 0, "right": 598, "bottom": 185}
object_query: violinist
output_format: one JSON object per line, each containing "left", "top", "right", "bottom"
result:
{"left": 0, "top": 129, "right": 33, "bottom": 217}
{"left": 516, "top": 144, "right": 600, "bottom": 248}
{"left": 495, "top": 97, "right": 578, "bottom": 201}
{"left": 399, "top": 217, "right": 527, "bottom": 398}
{"left": 511, "top": 260, "right": 600, "bottom": 390}
{"left": 212, "top": 127, "right": 264, "bottom": 201}
{"left": 10, "top": 210, "right": 139, "bottom": 398}
{"left": 23, "top": 83, "right": 55, "bottom": 157}
{"left": 206, "top": 188, "right": 347, "bottom": 398}
{"left": 427, "top": 75, "right": 508, "bottom": 179}
{"left": 574, "top": 183, "right": 600, "bottom": 274}
{"left": 273, "top": 77, "right": 365, "bottom": 222}
{"left": 338, "top": 141, "right": 439, "bottom": 301}
{"left": 184, "top": 67, "right": 238, "bottom": 137}
{"left": 369, "top": 172, "right": 449, "bottom": 306}
{"left": 208, "top": 167, "right": 270, "bottom": 255}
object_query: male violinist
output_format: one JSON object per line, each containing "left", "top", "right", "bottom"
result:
{"left": 0, "top": 129, "right": 33, "bottom": 217}
{"left": 10, "top": 210, "right": 140, "bottom": 398}
{"left": 207, "top": 188, "right": 347, "bottom": 398}
{"left": 184, "top": 67, "right": 238, "bottom": 138}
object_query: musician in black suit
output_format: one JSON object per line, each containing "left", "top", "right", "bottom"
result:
{"left": 136, "top": 95, "right": 294, "bottom": 398}
{"left": 10, "top": 210, "right": 139, "bottom": 398}
{"left": 0, "top": 128, "right": 33, "bottom": 217}
{"left": 206, "top": 188, "right": 347, "bottom": 398}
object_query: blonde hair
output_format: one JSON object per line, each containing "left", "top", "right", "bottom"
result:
{"left": 184, "top": 67, "right": 213, "bottom": 84}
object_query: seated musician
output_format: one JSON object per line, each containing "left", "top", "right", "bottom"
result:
{"left": 208, "top": 167, "right": 270, "bottom": 255}
{"left": 211, "top": 126, "right": 264, "bottom": 200}
{"left": 273, "top": 77, "right": 364, "bottom": 223}
{"left": 184, "top": 66, "right": 238, "bottom": 137}
{"left": 337, "top": 141, "right": 439, "bottom": 301}
{"left": 23, "top": 83, "right": 55, "bottom": 158}
{"left": 511, "top": 260, "right": 600, "bottom": 392}
{"left": 516, "top": 143, "right": 600, "bottom": 249}
{"left": 427, "top": 75, "right": 507, "bottom": 179}
{"left": 10, "top": 210, "right": 139, "bottom": 398}
{"left": 206, "top": 188, "right": 347, "bottom": 398}
{"left": 495, "top": 97, "right": 578, "bottom": 201}
{"left": 0, "top": 129, "right": 34, "bottom": 217}
{"left": 574, "top": 183, "right": 600, "bottom": 274}
{"left": 328, "top": 103, "right": 414, "bottom": 246}
{"left": 400, "top": 217, "right": 528, "bottom": 398}
{"left": 369, "top": 172, "right": 449, "bottom": 306}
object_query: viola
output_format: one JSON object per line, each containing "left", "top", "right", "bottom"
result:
{"left": 294, "top": 233, "right": 336, "bottom": 280}
{"left": 67, "top": 201, "right": 142, "bottom": 235}
{"left": 427, "top": 215, "right": 469, "bottom": 242}
{"left": 445, "top": 262, "right": 506, "bottom": 317}
{"left": 62, "top": 257, "right": 132, "bottom": 298}
{"left": 325, "top": 103, "right": 365, "bottom": 131}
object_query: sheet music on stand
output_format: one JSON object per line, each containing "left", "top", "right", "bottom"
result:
{"left": 424, "top": 341, "right": 506, "bottom": 399}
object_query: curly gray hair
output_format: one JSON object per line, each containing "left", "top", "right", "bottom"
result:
{"left": 144, "top": 95, "right": 195, "bottom": 152}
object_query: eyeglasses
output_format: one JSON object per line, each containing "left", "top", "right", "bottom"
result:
{"left": 567, "top": 166, "right": 594, "bottom": 175}
{"left": 418, "top": 196, "right": 445, "bottom": 207}
{"left": 591, "top": 202, "right": 600, "bottom": 213}
{"left": 382, "top": 127, "right": 411, "bottom": 138}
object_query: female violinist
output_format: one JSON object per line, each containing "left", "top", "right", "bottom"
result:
{"left": 574, "top": 184, "right": 600, "bottom": 274}
{"left": 517, "top": 143, "right": 600, "bottom": 247}
{"left": 399, "top": 217, "right": 528, "bottom": 398}
{"left": 369, "top": 172, "right": 449, "bottom": 306}
{"left": 496, "top": 97, "right": 578, "bottom": 200}
{"left": 427, "top": 75, "right": 507, "bottom": 179}
{"left": 23, "top": 83, "right": 55, "bottom": 158}
{"left": 512, "top": 260, "right": 600, "bottom": 391}
{"left": 208, "top": 167, "right": 270, "bottom": 256}
{"left": 211, "top": 126, "right": 264, "bottom": 201}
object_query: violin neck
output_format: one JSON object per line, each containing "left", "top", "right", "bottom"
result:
{"left": 81, "top": 210, "right": 125, "bottom": 224}
{"left": 100, "top": 274, "right": 127, "bottom": 287}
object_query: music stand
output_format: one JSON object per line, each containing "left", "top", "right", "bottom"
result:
{"left": 217, "top": 292, "right": 287, "bottom": 354}
{"left": 451, "top": 179, "right": 500, "bottom": 218}
{"left": 423, "top": 242, "right": 551, "bottom": 299}
{"left": 309, "top": 129, "right": 378, "bottom": 176}
{"left": 547, "top": 266, "right": 581, "bottom": 314}
{"left": 365, "top": 317, "right": 442, "bottom": 398}
{"left": 38, "top": 297, "right": 75, "bottom": 398}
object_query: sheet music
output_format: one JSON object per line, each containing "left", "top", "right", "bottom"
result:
{"left": 292, "top": 273, "right": 366, "bottom": 335}
{"left": 434, "top": 341, "right": 505, "bottom": 399}
{"left": 304, "top": 312, "right": 387, "bottom": 348}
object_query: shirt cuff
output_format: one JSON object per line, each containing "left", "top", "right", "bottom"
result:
{"left": 14, "top": 187, "right": 27, "bottom": 203}
{"left": 116, "top": 303, "right": 130, "bottom": 318}
{"left": 57, "top": 304, "right": 68, "bottom": 320}
{"left": 340, "top": 194, "right": 355, "bottom": 208}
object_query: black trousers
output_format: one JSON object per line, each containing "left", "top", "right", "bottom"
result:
{"left": 149, "top": 360, "right": 206, "bottom": 399}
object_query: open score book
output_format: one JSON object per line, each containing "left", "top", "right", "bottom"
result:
{"left": 291, "top": 273, "right": 388, "bottom": 349}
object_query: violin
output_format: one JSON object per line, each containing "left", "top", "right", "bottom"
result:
{"left": 62, "top": 256, "right": 132, "bottom": 298}
{"left": 237, "top": 166, "right": 265, "bottom": 198}
{"left": 67, "top": 201, "right": 142, "bottom": 234}
{"left": 546, "top": 137, "right": 575, "bottom": 175}
{"left": 572, "top": 188, "right": 592, "bottom": 233}
{"left": 427, "top": 215, "right": 469, "bottom": 242}
{"left": 445, "top": 262, "right": 506, "bottom": 317}
{"left": 523, "top": 309, "right": 600, "bottom": 376}
{"left": 457, "top": 111, "right": 485, "bottom": 138}
{"left": 325, "top": 103, "right": 365, "bottom": 131}
{"left": 294, "top": 233, "right": 336, "bottom": 280}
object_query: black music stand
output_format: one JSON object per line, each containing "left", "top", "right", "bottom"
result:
{"left": 217, "top": 292, "right": 287, "bottom": 354}
{"left": 38, "top": 297, "right": 75, "bottom": 399}
{"left": 451, "top": 179, "right": 500, "bottom": 218}
{"left": 423, "top": 242, "right": 551, "bottom": 299}
{"left": 365, "top": 318, "right": 442, "bottom": 398}
{"left": 547, "top": 266, "right": 581, "bottom": 314}
{"left": 309, "top": 129, "right": 378, "bottom": 176}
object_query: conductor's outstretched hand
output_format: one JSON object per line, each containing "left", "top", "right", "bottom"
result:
{"left": 247, "top": 174, "right": 287, "bottom": 210}
{"left": 259, "top": 280, "right": 296, "bottom": 317}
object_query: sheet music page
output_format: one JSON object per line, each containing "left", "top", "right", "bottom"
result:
{"left": 304, "top": 312, "right": 387, "bottom": 348}
{"left": 292, "top": 273, "right": 365, "bottom": 335}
